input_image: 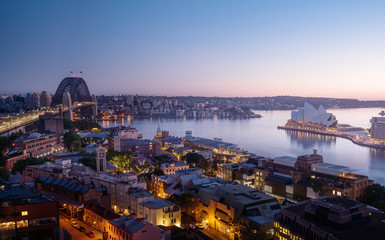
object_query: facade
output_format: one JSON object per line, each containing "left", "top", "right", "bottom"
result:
{"left": 370, "top": 117, "right": 385, "bottom": 139}
{"left": 197, "top": 184, "right": 280, "bottom": 239}
{"left": 38, "top": 112, "right": 64, "bottom": 134}
{"left": 261, "top": 151, "right": 372, "bottom": 201}
{"left": 113, "top": 139, "right": 160, "bottom": 157}
{"left": 291, "top": 102, "right": 337, "bottom": 127}
{"left": 83, "top": 201, "right": 120, "bottom": 233}
{"left": 128, "top": 188, "right": 155, "bottom": 216}
{"left": 13, "top": 132, "right": 64, "bottom": 158}
{"left": 217, "top": 162, "right": 257, "bottom": 187}
{"left": 107, "top": 215, "right": 163, "bottom": 240}
{"left": 108, "top": 127, "right": 140, "bottom": 151}
{"left": 138, "top": 198, "right": 181, "bottom": 227}
{"left": 0, "top": 185, "right": 59, "bottom": 239}
{"left": 160, "top": 162, "right": 189, "bottom": 175}
{"left": 5, "top": 150, "right": 29, "bottom": 171}
{"left": 274, "top": 196, "right": 385, "bottom": 240}
{"left": 92, "top": 172, "right": 147, "bottom": 214}
{"left": 153, "top": 131, "right": 184, "bottom": 149}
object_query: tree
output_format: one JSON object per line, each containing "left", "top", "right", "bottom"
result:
{"left": 0, "top": 167, "right": 9, "bottom": 181}
{"left": 182, "top": 153, "right": 205, "bottom": 168}
{"left": 79, "top": 157, "right": 103, "bottom": 171}
{"left": 63, "top": 131, "right": 82, "bottom": 151}
{"left": 11, "top": 157, "right": 52, "bottom": 173}
{"left": 9, "top": 130, "right": 23, "bottom": 141}
{"left": 362, "top": 184, "right": 385, "bottom": 212}
{"left": 310, "top": 178, "right": 327, "bottom": 196}
{"left": 226, "top": 217, "right": 268, "bottom": 240}
{"left": 167, "top": 193, "right": 197, "bottom": 214}
{"left": 136, "top": 161, "right": 152, "bottom": 174}
{"left": 63, "top": 119, "right": 74, "bottom": 130}
{"left": 153, "top": 166, "right": 165, "bottom": 176}
{"left": 107, "top": 150, "right": 133, "bottom": 172}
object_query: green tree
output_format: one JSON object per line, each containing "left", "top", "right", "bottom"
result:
{"left": 9, "top": 130, "right": 23, "bottom": 141}
{"left": 182, "top": 153, "right": 205, "bottom": 168}
{"left": 79, "top": 157, "right": 103, "bottom": 171}
{"left": 0, "top": 167, "right": 9, "bottom": 181}
{"left": 63, "top": 119, "right": 75, "bottom": 130}
{"left": 167, "top": 193, "right": 198, "bottom": 214}
{"left": 226, "top": 217, "right": 268, "bottom": 240}
{"left": 12, "top": 157, "right": 52, "bottom": 173}
{"left": 153, "top": 166, "right": 165, "bottom": 176}
{"left": 310, "top": 178, "right": 327, "bottom": 196}
{"left": 362, "top": 184, "right": 385, "bottom": 212}
{"left": 63, "top": 131, "right": 82, "bottom": 151}
{"left": 107, "top": 150, "right": 132, "bottom": 172}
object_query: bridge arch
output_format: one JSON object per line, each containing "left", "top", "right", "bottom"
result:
{"left": 52, "top": 77, "right": 92, "bottom": 105}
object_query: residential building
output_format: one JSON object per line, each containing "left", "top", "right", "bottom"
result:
{"left": 4, "top": 150, "right": 29, "bottom": 171}
{"left": 197, "top": 183, "right": 280, "bottom": 239}
{"left": 0, "top": 185, "right": 59, "bottom": 239}
{"left": 160, "top": 162, "right": 189, "bottom": 175}
{"left": 108, "top": 127, "right": 140, "bottom": 151}
{"left": 274, "top": 196, "right": 385, "bottom": 240}
{"left": 92, "top": 172, "right": 147, "bottom": 214}
{"left": 108, "top": 214, "right": 163, "bottom": 240}
{"left": 13, "top": 132, "right": 64, "bottom": 158}
{"left": 138, "top": 198, "right": 181, "bottom": 227}
{"left": 112, "top": 139, "right": 160, "bottom": 157}
{"left": 217, "top": 162, "right": 257, "bottom": 187}
{"left": 83, "top": 201, "right": 120, "bottom": 233}
{"left": 128, "top": 188, "right": 154, "bottom": 216}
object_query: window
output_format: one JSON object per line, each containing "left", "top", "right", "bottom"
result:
{"left": 21, "top": 211, "right": 28, "bottom": 216}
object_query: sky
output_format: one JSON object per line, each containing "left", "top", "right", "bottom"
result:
{"left": 1, "top": 0, "right": 385, "bottom": 99}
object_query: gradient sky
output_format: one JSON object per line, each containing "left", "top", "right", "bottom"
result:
{"left": 1, "top": 0, "right": 385, "bottom": 99}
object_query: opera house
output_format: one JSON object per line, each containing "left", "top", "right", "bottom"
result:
{"left": 290, "top": 102, "right": 337, "bottom": 127}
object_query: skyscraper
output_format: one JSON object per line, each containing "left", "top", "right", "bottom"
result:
{"left": 40, "top": 91, "right": 51, "bottom": 108}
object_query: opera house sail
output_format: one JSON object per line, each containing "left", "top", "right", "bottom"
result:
{"left": 287, "top": 102, "right": 337, "bottom": 128}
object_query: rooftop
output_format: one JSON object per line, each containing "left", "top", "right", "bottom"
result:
{"left": 183, "top": 136, "right": 237, "bottom": 149}
{"left": 273, "top": 156, "right": 297, "bottom": 168}
{"left": 141, "top": 197, "right": 173, "bottom": 209}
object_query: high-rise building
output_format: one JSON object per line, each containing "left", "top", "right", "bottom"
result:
{"left": 370, "top": 117, "right": 385, "bottom": 139}
{"left": 40, "top": 91, "right": 51, "bottom": 108}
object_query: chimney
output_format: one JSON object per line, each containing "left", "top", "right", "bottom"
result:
{"left": 313, "top": 149, "right": 318, "bottom": 155}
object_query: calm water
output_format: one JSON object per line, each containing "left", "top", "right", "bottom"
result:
{"left": 99, "top": 108, "right": 385, "bottom": 185}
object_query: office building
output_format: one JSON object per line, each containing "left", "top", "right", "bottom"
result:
{"left": 274, "top": 196, "right": 385, "bottom": 240}
{"left": 370, "top": 117, "right": 385, "bottom": 139}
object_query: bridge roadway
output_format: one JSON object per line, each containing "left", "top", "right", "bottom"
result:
{"left": 0, "top": 102, "right": 95, "bottom": 134}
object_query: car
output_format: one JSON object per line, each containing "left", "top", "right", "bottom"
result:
{"left": 71, "top": 221, "right": 79, "bottom": 228}
{"left": 86, "top": 231, "right": 95, "bottom": 238}
{"left": 77, "top": 226, "right": 86, "bottom": 232}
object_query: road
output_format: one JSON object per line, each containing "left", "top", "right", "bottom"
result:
{"left": 59, "top": 214, "right": 104, "bottom": 240}
{"left": 0, "top": 102, "right": 94, "bottom": 134}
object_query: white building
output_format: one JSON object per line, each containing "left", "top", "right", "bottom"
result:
{"left": 138, "top": 198, "right": 181, "bottom": 227}
{"left": 291, "top": 102, "right": 337, "bottom": 127}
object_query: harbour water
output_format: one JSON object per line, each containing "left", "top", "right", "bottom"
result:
{"left": 99, "top": 108, "right": 385, "bottom": 185}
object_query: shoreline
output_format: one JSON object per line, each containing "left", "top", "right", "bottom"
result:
{"left": 277, "top": 125, "right": 385, "bottom": 150}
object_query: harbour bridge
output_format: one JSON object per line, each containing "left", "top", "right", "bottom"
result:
{"left": 0, "top": 77, "right": 97, "bottom": 136}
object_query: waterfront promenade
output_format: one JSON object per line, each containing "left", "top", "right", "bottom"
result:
{"left": 278, "top": 125, "right": 385, "bottom": 150}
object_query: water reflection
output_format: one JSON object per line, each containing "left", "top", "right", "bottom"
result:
{"left": 285, "top": 130, "right": 336, "bottom": 149}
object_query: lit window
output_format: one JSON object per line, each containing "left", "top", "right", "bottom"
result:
{"left": 332, "top": 190, "right": 335, "bottom": 195}
{"left": 21, "top": 211, "right": 28, "bottom": 216}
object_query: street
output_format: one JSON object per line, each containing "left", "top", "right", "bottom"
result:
{"left": 59, "top": 214, "right": 104, "bottom": 240}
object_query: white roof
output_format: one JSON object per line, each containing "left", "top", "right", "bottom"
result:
{"left": 273, "top": 156, "right": 297, "bottom": 167}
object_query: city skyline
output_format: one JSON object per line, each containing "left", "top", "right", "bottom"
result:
{"left": 2, "top": 1, "right": 385, "bottom": 99}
